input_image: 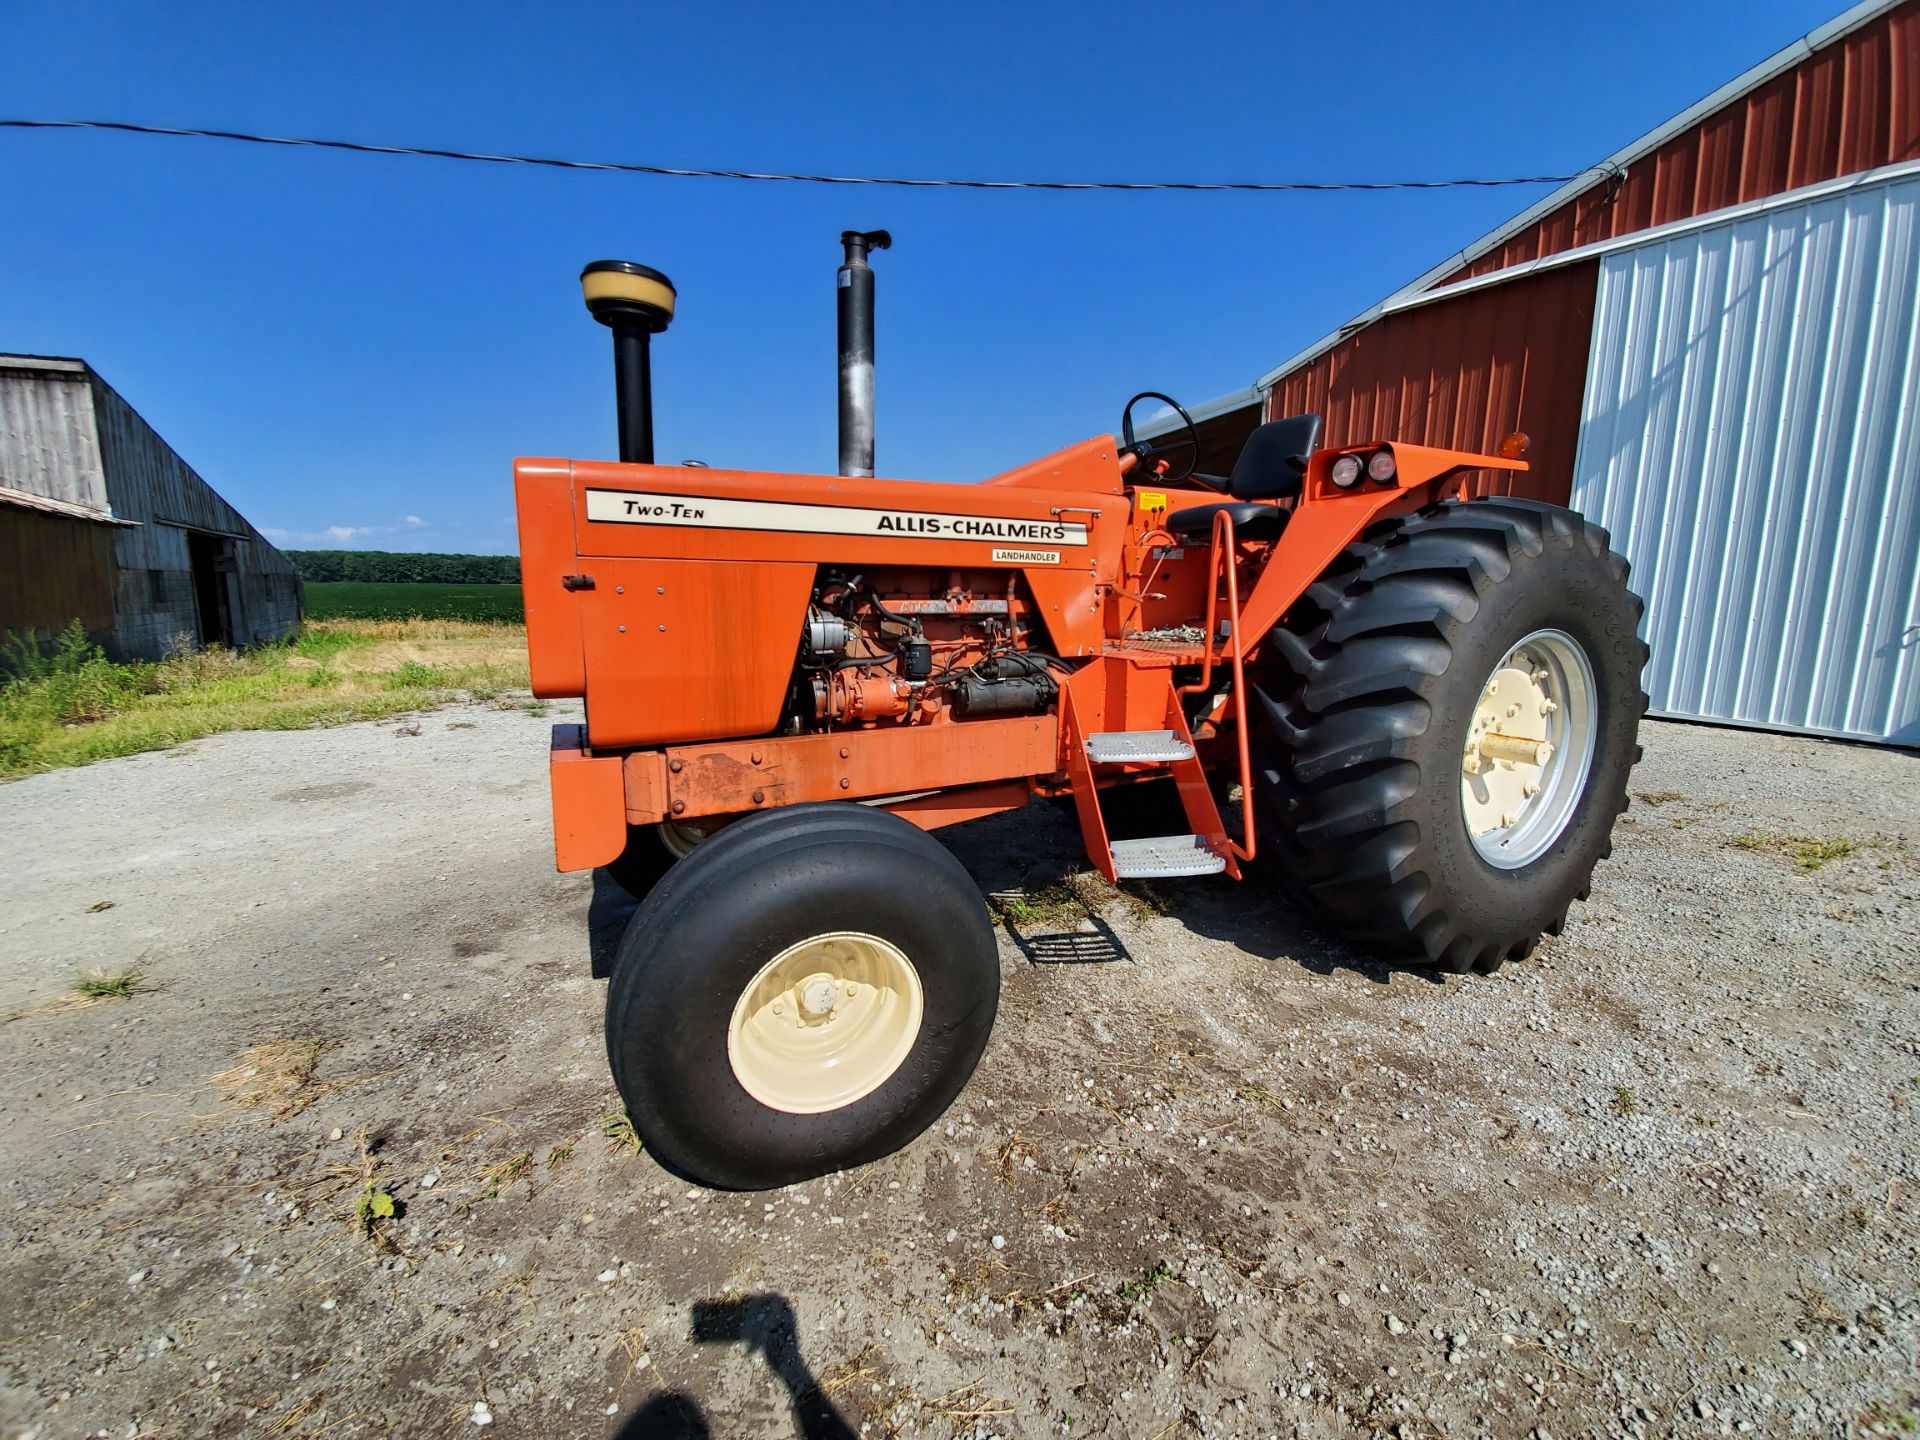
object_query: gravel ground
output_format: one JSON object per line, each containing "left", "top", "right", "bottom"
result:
{"left": 0, "top": 704, "right": 1916, "bottom": 1440}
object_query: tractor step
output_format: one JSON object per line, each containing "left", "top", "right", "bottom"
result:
{"left": 1108, "top": 834, "right": 1227, "bottom": 879}
{"left": 1084, "top": 729, "right": 1195, "bottom": 764}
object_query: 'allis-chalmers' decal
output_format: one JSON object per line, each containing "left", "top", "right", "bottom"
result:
{"left": 584, "top": 489, "right": 1089, "bottom": 547}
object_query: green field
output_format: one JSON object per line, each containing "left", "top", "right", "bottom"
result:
{"left": 304, "top": 582, "right": 524, "bottom": 622}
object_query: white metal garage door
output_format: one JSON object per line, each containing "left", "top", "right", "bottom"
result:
{"left": 1570, "top": 172, "right": 1920, "bottom": 745}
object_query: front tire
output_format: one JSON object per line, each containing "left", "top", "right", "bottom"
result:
{"left": 605, "top": 803, "right": 1000, "bottom": 1189}
{"left": 1252, "top": 498, "right": 1647, "bottom": 973}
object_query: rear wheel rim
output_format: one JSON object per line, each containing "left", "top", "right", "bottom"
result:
{"left": 1460, "top": 628, "right": 1597, "bottom": 870}
{"left": 727, "top": 932, "right": 925, "bottom": 1114}
{"left": 657, "top": 819, "right": 709, "bottom": 860}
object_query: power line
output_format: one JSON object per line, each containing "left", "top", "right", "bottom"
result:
{"left": 0, "top": 118, "right": 1589, "bottom": 194}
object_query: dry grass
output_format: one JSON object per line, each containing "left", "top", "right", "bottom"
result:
{"left": 920, "top": 1378, "right": 1014, "bottom": 1429}
{"left": 810, "top": 1341, "right": 883, "bottom": 1400}
{"left": 212, "top": 1039, "right": 340, "bottom": 1120}
{"left": 476, "top": 1150, "right": 535, "bottom": 1201}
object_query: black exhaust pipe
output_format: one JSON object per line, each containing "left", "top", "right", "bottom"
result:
{"left": 581, "top": 260, "right": 676, "bottom": 464}
{"left": 837, "top": 230, "right": 890, "bottom": 478}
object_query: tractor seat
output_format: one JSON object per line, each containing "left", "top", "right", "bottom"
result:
{"left": 1165, "top": 500, "right": 1289, "bottom": 540}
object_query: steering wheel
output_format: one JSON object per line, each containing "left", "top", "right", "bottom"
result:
{"left": 1119, "top": 392, "right": 1205, "bottom": 487}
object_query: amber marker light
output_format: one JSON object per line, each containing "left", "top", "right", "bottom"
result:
{"left": 1499, "top": 431, "right": 1531, "bottom": 459}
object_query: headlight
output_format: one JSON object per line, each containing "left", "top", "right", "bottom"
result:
{"left": 1367, "top": 449, "right": 1397, "bottom": 483}
{"left": 1329, "top": 454, "right": 1363, "bottom": 487}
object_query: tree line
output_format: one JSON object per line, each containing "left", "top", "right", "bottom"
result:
{"left": 286, "top": 551, "right": 521, "bottom": 585}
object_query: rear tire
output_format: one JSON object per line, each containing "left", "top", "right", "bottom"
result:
{"left": 1251, "top": 498, "right": 1647, "bottom": 973}
{"left": 605, "top": 803, "right": 1000, "bottom": 1189}
{"left": 602, "top": 819, "right": 716, "bottom": 899}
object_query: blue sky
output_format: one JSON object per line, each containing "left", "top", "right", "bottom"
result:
{"left": 2, "top": 1, "right": 1841, "bottom": 554}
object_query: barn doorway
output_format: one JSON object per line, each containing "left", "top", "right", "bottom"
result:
{"left": 187, "top": 531, "right": 234, "bottom": 648}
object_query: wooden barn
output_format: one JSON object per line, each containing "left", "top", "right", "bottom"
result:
{"left": 0, "top": 353, "right": 302, "bottom": 660}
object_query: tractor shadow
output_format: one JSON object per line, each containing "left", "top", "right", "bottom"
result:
{"left": 994, "top": 908, "right": 1134, "bottom": 966}
{"left": 943, "top": 800, "right": 1446, "bottom": 987}
{"left": 587, "top": 869, "right": 641, "bottom": 979}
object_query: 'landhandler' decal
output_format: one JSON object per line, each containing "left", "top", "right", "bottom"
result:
{"left": 584, "top": 489, "right": 1090, "bottom": 547}
{"left": 991, "top": 547, "right": 1061, "bottom": 565}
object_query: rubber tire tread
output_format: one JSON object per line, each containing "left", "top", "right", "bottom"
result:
{"left": 605, "top": 803, "right": 999, "bottom": 1189}
{"left": 1251, "top": 497, "right": 1648, "bottom": 975}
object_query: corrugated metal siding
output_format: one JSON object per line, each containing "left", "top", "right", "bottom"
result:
{"left": 1571, "top": 174, "right": 1920, "bottom": 744}
{"left": 1446, "top": 0, "right": 1920, "bottom": 283}
{"left": 0, "top": 363, "right": 109, "bottom": 512}
{"left": 1268, "top": 261, "right": 1599, "bottom": 504}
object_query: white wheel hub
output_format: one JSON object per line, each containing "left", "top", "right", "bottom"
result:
{"left": 1460, "top": 629, "right": 1597, "bottom": 869}
{"left": 727, "top": 932, "right": 924, "bottom": 1115}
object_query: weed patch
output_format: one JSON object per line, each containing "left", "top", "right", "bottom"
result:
{"left": 602, "top": 1108, "right": 644, "bottom": 1156}
{"left": 989, "top": 878, "right": 1091, "bottom": 929}
{"left": 1115, "top": 1260, "right": 1172, "bottom": 1306}
{"left": 477, "top": 1150, "right": 534, "bottom": 1201}
{"left": 1729, "top": 831, "right": 1862, "bottom": 870}
{"left": 7, "top": 965, "right": 148, "bottom": 1021}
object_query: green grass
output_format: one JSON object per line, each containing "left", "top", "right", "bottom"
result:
{"left": 0, "top": 618, "right": 529, "bottom": 779}
{"left": 74, "top": 966, "right": 145, "bottom": 1000}
{"left": 1729, "top": 830, "right": 1862, "bottom": 870}
{"left": 304, "top": 581, "right": 524, "bottom": 623}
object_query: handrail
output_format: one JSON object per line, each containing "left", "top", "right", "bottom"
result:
{"left": 1177, "top": 509, "right": 1255, "bottom": 861}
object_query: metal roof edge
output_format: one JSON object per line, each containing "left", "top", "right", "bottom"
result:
{"left": 1380, "top": 157, "right": 1920, "bottom": 315}
{"left": 0, "top": 353, "right": 91, "bottom": 376}
{"left": 0, "top": 483, "right": 135, "bottom": 526}
{"left": 1249, "top": 0, "right": 1899, "bottom": 392}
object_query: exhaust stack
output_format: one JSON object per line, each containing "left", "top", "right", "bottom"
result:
{"left": 581, "top": 260, "right": 676, "bottom": 464}
{"left": 837, "top": 229, "right": 890, "bottom": 478}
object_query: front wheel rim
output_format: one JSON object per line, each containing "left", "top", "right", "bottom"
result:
{"left": 727, "top": 932, "right": 925, "bottom": 1115}
{"left": 1460, "top": 628, "right": 1598, "bottom": 870}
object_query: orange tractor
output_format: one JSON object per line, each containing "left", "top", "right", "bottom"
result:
{"left": 516, "top": 238, "right": 1647, "bottom": 1190}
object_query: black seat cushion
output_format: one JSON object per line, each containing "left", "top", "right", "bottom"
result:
{"left": 1229, "top": 413, "right": 1325, "bottom": 499}
{"left": 1166, "top": 500, "right": 1289, "bottom": 539}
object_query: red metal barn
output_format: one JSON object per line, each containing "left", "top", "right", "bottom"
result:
{"left": 1155, "top": 0, "right": 1920, "bottom": 744}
